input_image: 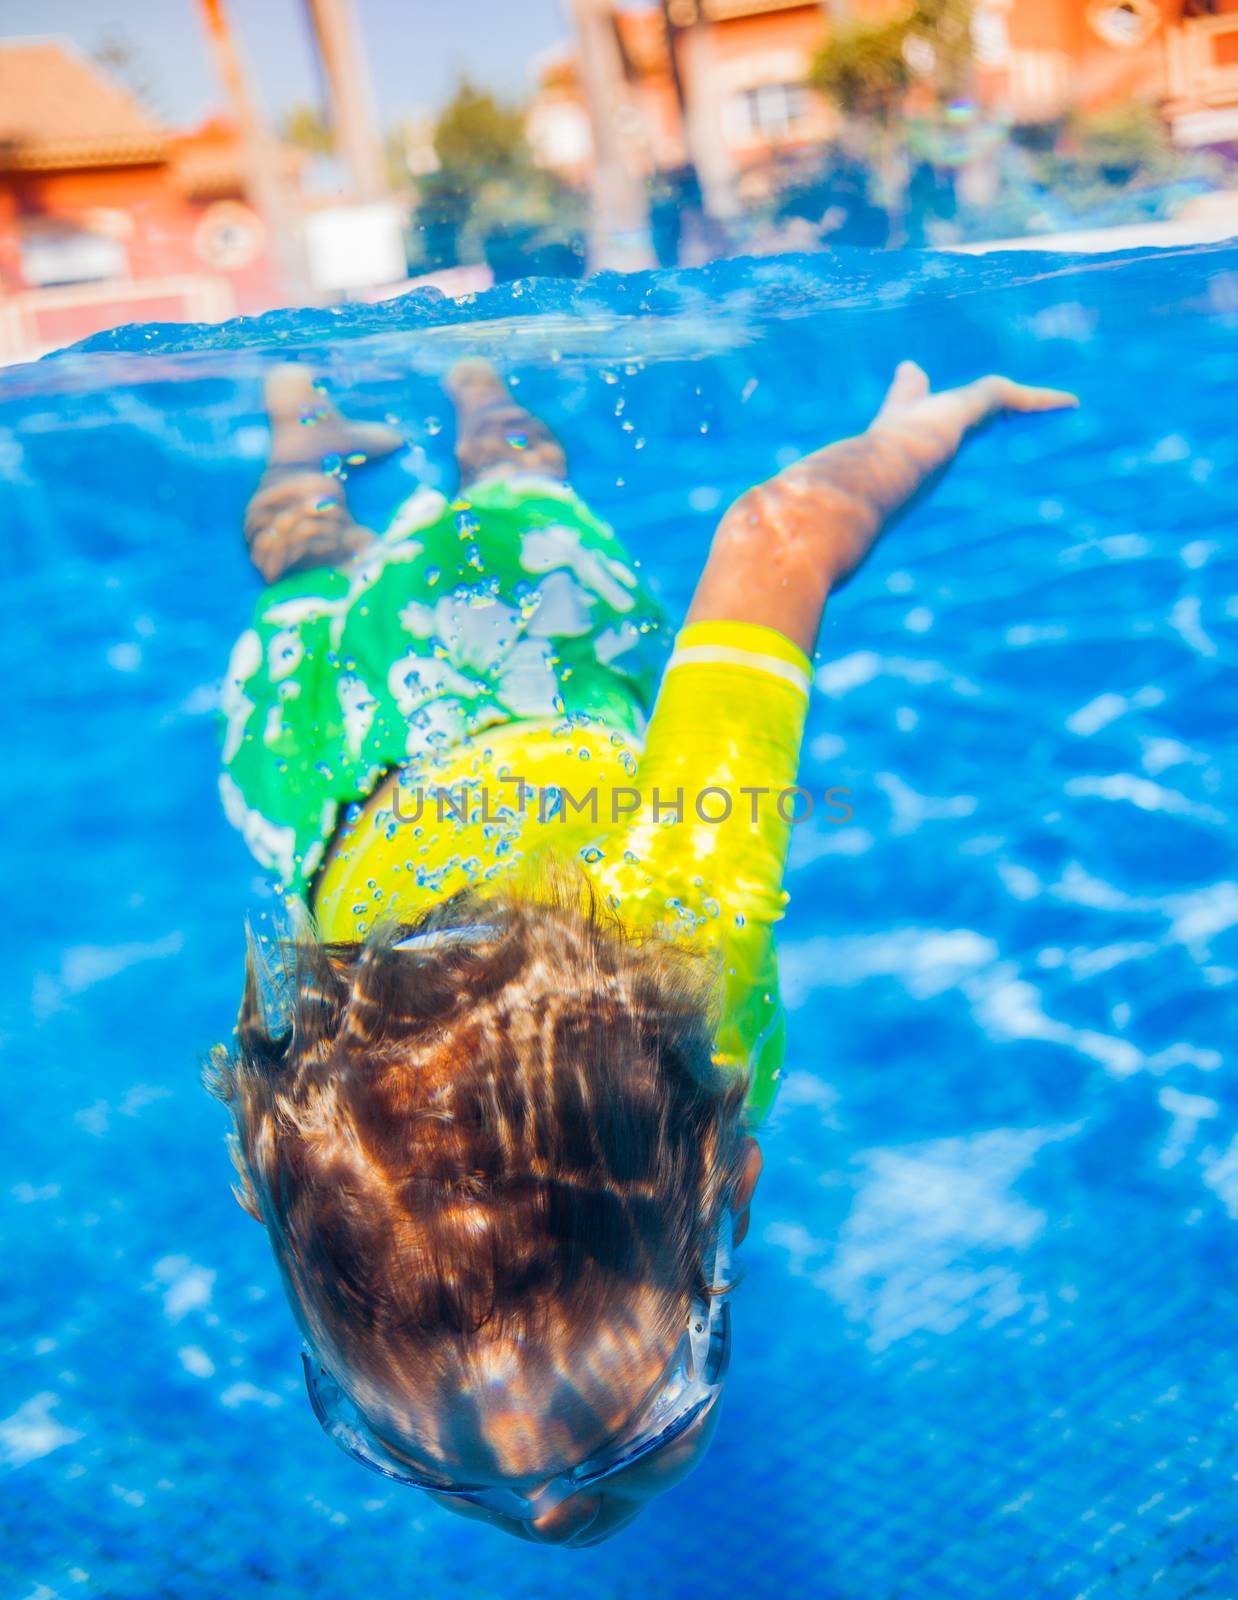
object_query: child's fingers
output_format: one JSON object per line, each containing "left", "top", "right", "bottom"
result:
{"left": 873, "top": 372, "right": 1079, "bottom": 446}
{"left": 875, "top": 359, "right": 931, "bottom": 420}
{"left": 916, "top": 375, "right": 1077, "bottom": 438}
{"left": 974, "top": 376, "right": 1080, "bottom": 415}
{"left": 991, "top": 377, "right": 1074, "bottom": 416}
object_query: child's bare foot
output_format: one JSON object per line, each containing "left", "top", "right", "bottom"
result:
{"left": 243, "top": 472, "right": 373, "bottom": 582}
{"left": 242, "top": 365, "right": 401, "bottom": 582}
{"left": 265, "top": 364, "right": 404, "bottom": 470}
{"left": 446, "top": 357, "right": 568, "bottom": 488}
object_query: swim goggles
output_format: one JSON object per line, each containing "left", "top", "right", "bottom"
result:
{"left": 302, "top": 1212, "right": 733, "bottom": 1520}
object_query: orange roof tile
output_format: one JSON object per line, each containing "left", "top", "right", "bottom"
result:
{"left": 169, "top": 118, "right": 305, "bottom": 201}
{"left": 668, "top": 0, "right": 820, "bottom": 20}
{"left": 707, "top": 0, "right": 821, "bottom": 16}
{"left": 0, "top": 39, "right": 168, "bottom": 170}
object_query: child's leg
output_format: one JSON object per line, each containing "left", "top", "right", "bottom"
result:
{"left": 243, "top": 366, "right": 402, "bottom": 584}
{"left": 440, "top": 357, "right": 668, "bottom": 734}
{"left": 446, "top": 358, "right": 568, "bottom": 488}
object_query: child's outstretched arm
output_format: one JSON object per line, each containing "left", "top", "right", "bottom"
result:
{"left": 687, "top": 362, "right": 1078, "bottom": 653}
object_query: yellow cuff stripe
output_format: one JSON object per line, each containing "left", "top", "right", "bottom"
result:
{"left": 665, "top": 642, "right": 811, "bottom": 697}
{"left": 676, "top": 619, "right": 812, "bottom": 671}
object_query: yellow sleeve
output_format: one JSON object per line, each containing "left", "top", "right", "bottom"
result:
{"left": 597, "top": 620, "right": 813, "bottom": 1120}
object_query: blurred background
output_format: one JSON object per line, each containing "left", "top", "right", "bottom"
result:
{"left": 2, "top": 0, "right": 1238, "bottom": 363}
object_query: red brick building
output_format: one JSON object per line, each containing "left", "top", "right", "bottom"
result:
{"left": 529, "top": 2, "right": 834, "bottom": 199}
{"left": 974, "top": 0, "right": 1238, "bottom": 143}
{"left": 0, "top": 40, "right": 299, "bottom": 363}
{"left": 530, "top": 0, "right": 1238, "bottom": 199}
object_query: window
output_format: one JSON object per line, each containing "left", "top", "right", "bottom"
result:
{"left": 20, "top": 225, "right": 126, "bottom": 288}
{"left": 1085, "top": 0, "right": 1161, "bottom": 50}
{"left": 529, "top": 102, "right": 592, "bottom": 169}
{"left": 731, "top": 83, "right": 810, "bottom": 143}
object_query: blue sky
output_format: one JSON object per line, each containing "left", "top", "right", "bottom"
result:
{"left": 0, "top": 0, "right": 572, "bottom": 128}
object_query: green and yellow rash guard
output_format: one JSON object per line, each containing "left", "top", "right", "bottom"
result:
{"left": 314, "top": 620, "right": 813, "bottom": 1125}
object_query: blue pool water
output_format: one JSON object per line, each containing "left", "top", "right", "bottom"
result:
{"left": 2, "top": 243, "right": 1236, "bottom": 1597}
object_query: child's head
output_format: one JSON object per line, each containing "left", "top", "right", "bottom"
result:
{"left": 209, "top": 889, "right": 758, "bottom": 1544}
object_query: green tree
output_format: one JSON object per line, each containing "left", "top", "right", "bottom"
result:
{"left": 410, "top": 79, "right": 584, "bottom": 275}
{"left": 1022, "top": 100, "right": 1199, "bottom": 224}
{"left": 1070, "top": 101, "right": 1171, "bottom": 182}
{"left": 811, "top": 0, "right": 974, "bottom": 121}
{"left": 281, "top": 103, "right": 333, "bottom": 157}
{"left": 810, "top": 0, "right": 974, "bottom": 238}
{"left": 811, "top": 13, "right": 912, "bottom": 120}
{"left": 432, "top": 80, "right": 531, "bottom": 180}
{"left": 917, "top": 0, "right": 976, "bottom": 106}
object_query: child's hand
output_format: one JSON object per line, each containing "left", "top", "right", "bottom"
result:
{"left": 804, "top": 361, "right": 1079, "bottom": 591}
{"left": 687, "top": 362, "right": 1078, "bottom": 653}
{"left": 867, "top": 359, "right": 1077, "bottom": 500}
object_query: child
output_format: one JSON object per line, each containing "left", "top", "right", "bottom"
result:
{"left": 209, "top": 356, "right": 1075, "bottom": 1545}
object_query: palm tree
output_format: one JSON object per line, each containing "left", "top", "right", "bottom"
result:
{"left": 567, "top": 0, "right": 654, "bottom": 270}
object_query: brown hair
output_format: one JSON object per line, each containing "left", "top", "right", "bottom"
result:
{"left": 206, "top": 886, "right": 748, "bottom": 1400}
